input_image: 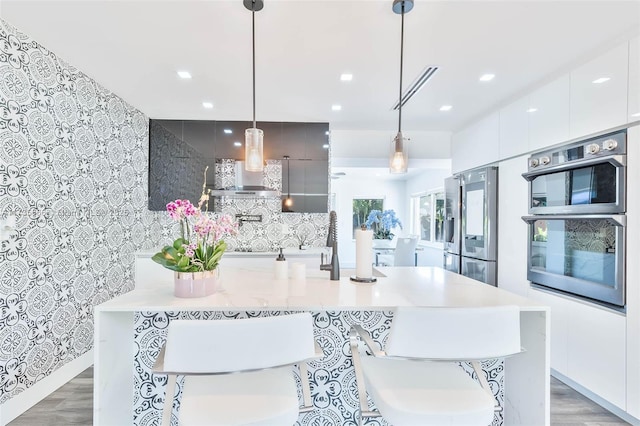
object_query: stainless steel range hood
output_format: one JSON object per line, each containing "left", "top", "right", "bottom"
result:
{"left": 209, "top": 161, "right": 280, "bottom": 198}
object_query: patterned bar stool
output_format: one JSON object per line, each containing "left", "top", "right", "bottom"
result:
{"left": 349, "top": 306, "right": 522, "bottom": 426}
{"left": 153, "top": 313, "right": 322, "bottom": 426}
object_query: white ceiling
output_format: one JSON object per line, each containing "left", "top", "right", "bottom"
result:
{"left": 2, "top": 0, "right": 639, "bottom": 134}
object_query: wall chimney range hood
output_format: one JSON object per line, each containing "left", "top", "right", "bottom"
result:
{"left": 209, "top": 161, "right": 279, "bottom": 198}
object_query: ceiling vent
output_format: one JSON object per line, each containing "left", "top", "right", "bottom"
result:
{"left": 391, "top": 66, "right": 439, "bottom": 110}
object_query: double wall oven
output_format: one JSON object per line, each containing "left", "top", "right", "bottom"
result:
{"left": 522, "top": 130, "right": 626, "bottom": 308}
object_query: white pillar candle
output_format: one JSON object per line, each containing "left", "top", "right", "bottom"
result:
{"left": 291, "top": 262, "right": 306, "bottom": 280}
{"left": 355, "top": 229, "right": 373, "bottom": 279}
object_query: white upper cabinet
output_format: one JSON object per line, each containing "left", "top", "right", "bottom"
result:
{"left": 529, "top": 74, "right": 571, "bottom": 152}
{"left": 451, "top": 112, "right": 499, "bottom": 174}
{"left": 570, "top": 42, "right": 629, "bottom": 139}
{"left": 499, "top": 96, "right": 529, "bottom": 159}
{"left": 628, "top": 36, "right": 640, "bottom": 123}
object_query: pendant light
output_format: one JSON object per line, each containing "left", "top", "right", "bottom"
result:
{"left": 244, "top": 0, "right": 264, "bottom": 172}
{"left": 282, "top": 155, "right": 293, "bottom": 211}
{"left": 389, "top": 0, "right": 413, "bottom": 174}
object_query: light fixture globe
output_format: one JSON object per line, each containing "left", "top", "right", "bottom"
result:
{"left": 245, "top": 128, "right": 263, "bottom": 172}
{"left": 390, "top": 131, "right": 408, "bottom": 174}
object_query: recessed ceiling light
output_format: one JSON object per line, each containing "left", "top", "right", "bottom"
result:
{"left": 177, "top": 71, "right": 192, "bottom": 79}
{"left": 592, "top": 77, "right": 610, "bottom": 84}
{"left": 325, "top": 131, "right": 330, "bottom": 135}
{"left": 322, "top": 144, "right": 330, "bottom": 149}
{"left": 340, "top": 73, "right": 353, "bottom": 81}
{"left": 527, "top": 108, "right": 538, "bottom": 113}
{"left": 202, "top": 102, "right": 213, "bottom": 109}
{"left": 223, "top": 129, "right": 232, "bottom": 134}
{"left": 479, "top": 74, "right": 495, "bottom": 82}
{"left": 332, "top": 105, "right": 342, "bottom": 111}
{"left": 439, "top": 105, "right": 453, "bottom": 111}
{"left": 234, "top": 141, "right": 242, "bottom": 147}
{"left": 631, "top": 112, "right": 640, "bottom": 117}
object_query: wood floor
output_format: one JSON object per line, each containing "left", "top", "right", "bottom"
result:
{"left": 8, "top": 368, "right": 630, "bottom": 425}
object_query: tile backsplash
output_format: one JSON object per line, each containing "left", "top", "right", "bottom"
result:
{"left": 213, "top": 159, "right": 329, "bottom": 251}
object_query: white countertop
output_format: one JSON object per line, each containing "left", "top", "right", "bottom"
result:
{"left": 97, "top": 266, "right": 547, "bottom": 312}
{"left": 136, "top": 247, "right": 326, "bottom": 258}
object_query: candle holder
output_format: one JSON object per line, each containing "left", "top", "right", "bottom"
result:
{"left": 350, "top": 276, "right": 377, "bottom": 284}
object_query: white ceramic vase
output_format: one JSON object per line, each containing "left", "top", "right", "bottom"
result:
{"left": 173, "top": 269, "right": 219, "bottom": 298}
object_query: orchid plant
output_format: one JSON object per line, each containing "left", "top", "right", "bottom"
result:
{"left": 153, "top": 167, "right": 239, "bottom": 272}
{"left": 365, "top": 209, "right": 403, "bottom": 240}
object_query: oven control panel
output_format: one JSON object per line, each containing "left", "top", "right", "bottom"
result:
{"left": 527, "top": 130, "right": 626, "bottom": 172}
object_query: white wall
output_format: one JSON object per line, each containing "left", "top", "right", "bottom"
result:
{"left": 331, "top": 175, "right": 407, "bottom": 267}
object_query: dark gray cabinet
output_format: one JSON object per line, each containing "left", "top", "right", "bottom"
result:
{"left": 149, "top": 119, "right": 329, "bottom": 213}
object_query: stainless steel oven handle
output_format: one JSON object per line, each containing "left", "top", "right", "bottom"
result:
{"left": 521, "top": 214, "right": 626, "bottom": 227}
{"left": 521, "top": 154, "right": 626, "bottom": 181}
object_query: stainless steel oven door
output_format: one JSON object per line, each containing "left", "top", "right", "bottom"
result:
{"left": 522, "top": 214, "right": 625, "bottom": 307}
{"left": 522, "top": 155, "right": 625, "bottom": 215}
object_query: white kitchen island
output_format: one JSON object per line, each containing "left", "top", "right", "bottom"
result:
{"left": 94, "top": 266, "right": 549, "bottom": 426}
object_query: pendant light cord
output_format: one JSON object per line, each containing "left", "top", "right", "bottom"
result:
{"left": 398, "top": 2, "right": 404, "bottom": 133}
{"left": 287, "top": 157, "right": 290, "bottom": 199}
{"left": 252, "top": 5, "right": 256, "bottom": 129}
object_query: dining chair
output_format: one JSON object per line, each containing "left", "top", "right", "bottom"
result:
{"left": 349, "top": 306, "right": 522, "bottom": 426}
{"left": 376, "top": 236, "right": 418, "bottom": 266}
{"left": 152, "top": 313, "right": 322, "bottom": 426}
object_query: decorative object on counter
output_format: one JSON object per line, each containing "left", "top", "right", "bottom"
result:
{"left": 274, "top": 248, "right": 288, "bottom": 280}
{"left": 282, "top": 155, "right": 294, "bottom": 212}
{"left": 320, "top": 211, "right": 340, "bottom": 280}
{"left": 152, "top": 169, "right": 239, "bottom": 297}
{"left": 351, "top": 224, "right": 376, "bottom": 284}
{"left": 365, "top": 209, "right": 403, "bottom": 240}
{"left": 244, "top": 0, "right": 264, "bottom": 172}
{"left": 297, "top": 230, "right": 309, "bottom": 250}
{"left": 389, "top": 0, "right": 413, "bottom": 174}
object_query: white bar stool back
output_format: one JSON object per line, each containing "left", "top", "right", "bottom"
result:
{"left": 350, "top": 306, "right": 522, "bottom": 426}
{"left": 153, "top": 313, "right": 321, "bottom": 426}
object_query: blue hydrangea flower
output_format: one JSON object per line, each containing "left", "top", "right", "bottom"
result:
{"left": 365, "top": 209, "right": 403, "bottom": 240}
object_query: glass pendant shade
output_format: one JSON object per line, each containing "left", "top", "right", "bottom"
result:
{"left": 389, "top": 131, "right": 408, "bottom": 174}
{"left": 245, "top": 127, "right": 264, "bottom": 172}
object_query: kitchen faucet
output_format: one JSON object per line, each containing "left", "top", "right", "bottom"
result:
{"left": 320, "top": 211, "right": 340, "bottom": 280}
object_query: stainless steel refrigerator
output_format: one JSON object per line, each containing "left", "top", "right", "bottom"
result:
{"left": 443, "top": 166, "right": 498, "bottom": 286}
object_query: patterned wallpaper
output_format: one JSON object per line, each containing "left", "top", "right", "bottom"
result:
{"left": 0, "top": 18, "right": 328, "bottom": 406}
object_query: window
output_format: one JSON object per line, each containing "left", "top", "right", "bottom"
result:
{"left": 352, "top": 198, "right": 383, "bottom": 238}
{"left": 411, "top": 191, "right": 444, "bottom": 243}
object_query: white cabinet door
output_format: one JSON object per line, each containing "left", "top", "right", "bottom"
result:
{"left": 626, "top": 125, "right": 640, "bottom": 418}
{"left": 570, "top": 43, "right": 629, "bottom": 139}
{"left": 497, "top": 155, "right": 529, "bottom": 297}
{"left": 499, "top": 97, "right": 529, "bottom": 159}
{"left": 529, "top": 74, "right": 571, "bottom": 152}
{"left": 628, "top": 36, "right": 640, "bottom": 122}
{"left": 566, "top": 302, "right": 626, "bottom": 410}
{"left": 451, "top": 112, "right": 499, "bottom": 173}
